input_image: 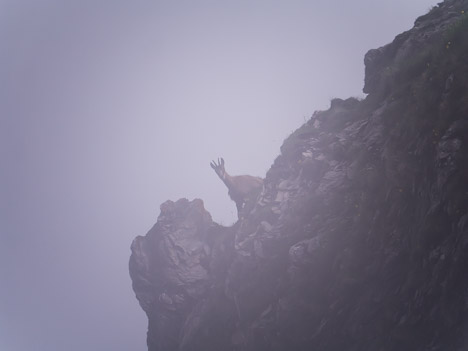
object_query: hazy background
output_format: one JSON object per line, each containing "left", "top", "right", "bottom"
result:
{"left": 1, "top": 1, "right": 438, "bottom": 350}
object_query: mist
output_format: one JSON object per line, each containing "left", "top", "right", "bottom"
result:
{"left": 0, "top": 1, "right": 437, "bottom": 350}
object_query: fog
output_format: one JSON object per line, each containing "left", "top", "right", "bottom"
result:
{"left": 0, "top": 1, "right": 437, "bottom": 350}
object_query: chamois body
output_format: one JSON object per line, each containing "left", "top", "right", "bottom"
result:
{"left": 210, "top": 158, "right": 263, "bottom": 217}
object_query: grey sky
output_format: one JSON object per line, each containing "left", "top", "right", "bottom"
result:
{"left": 1, "top": 1, "right": 438, "bottom": 350}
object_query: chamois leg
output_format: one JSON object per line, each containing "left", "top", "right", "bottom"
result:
{"left": 236, "top": 201, "right": 244, "bottom": 219}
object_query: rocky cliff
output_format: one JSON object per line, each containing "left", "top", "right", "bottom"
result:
{"left": 129, "top": 1, "right": 468, "bottom": 350}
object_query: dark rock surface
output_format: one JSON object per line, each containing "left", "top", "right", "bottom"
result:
{"left": 130, "top": 1, "right": 468, "bottom": 350}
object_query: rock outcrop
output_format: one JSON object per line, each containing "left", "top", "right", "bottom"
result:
{"left": 130, "top": 1, "right": 468, "bottom": 350}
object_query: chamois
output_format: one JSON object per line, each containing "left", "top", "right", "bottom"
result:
{"left": 210, "top": 158, "right": 263, "bottom": 218}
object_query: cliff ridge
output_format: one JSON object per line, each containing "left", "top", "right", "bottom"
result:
{"left": 130, "top": 1, "right": 468, "bottom": 350}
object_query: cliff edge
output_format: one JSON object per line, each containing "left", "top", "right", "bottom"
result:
{"left": 130, "top": 1, "right": 468, "bottom": 350}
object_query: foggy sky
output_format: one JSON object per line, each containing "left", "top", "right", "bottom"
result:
{"left": 1, "top": 1, "right": 438, "bottom": 350}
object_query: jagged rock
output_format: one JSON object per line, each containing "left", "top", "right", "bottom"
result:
{"left": 130, "top": 1, "right": 468, "bottom": 350}
{"left": 363, "top": 0, "right": 466, "bottom": 96}
{"left": 130, "top": 199, "right": 236, "bottom": 351}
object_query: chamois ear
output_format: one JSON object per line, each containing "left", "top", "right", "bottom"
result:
{"left": 210, "top": 161, "right": 216, "bottom": 169}
{"left": 220, "top": 158, "right": 225, "bottom": 167}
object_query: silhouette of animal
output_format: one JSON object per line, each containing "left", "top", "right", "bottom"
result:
{"left": 210, "top": 158, "right": 263, "bottom": 217}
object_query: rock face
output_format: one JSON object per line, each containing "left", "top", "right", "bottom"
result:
{"left": 130, "top": 1, "right": 468, "bottom": 350}
{"left": 129, "top": 199, "right": 235, "bottom": 350}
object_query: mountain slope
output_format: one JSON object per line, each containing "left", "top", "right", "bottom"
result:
{"left": 130, "top": 1, "right": 468, "bottom": 350}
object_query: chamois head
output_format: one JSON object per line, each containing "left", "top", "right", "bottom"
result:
{"left": 210, "top": 157, "right": 227, "bottom": 181}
